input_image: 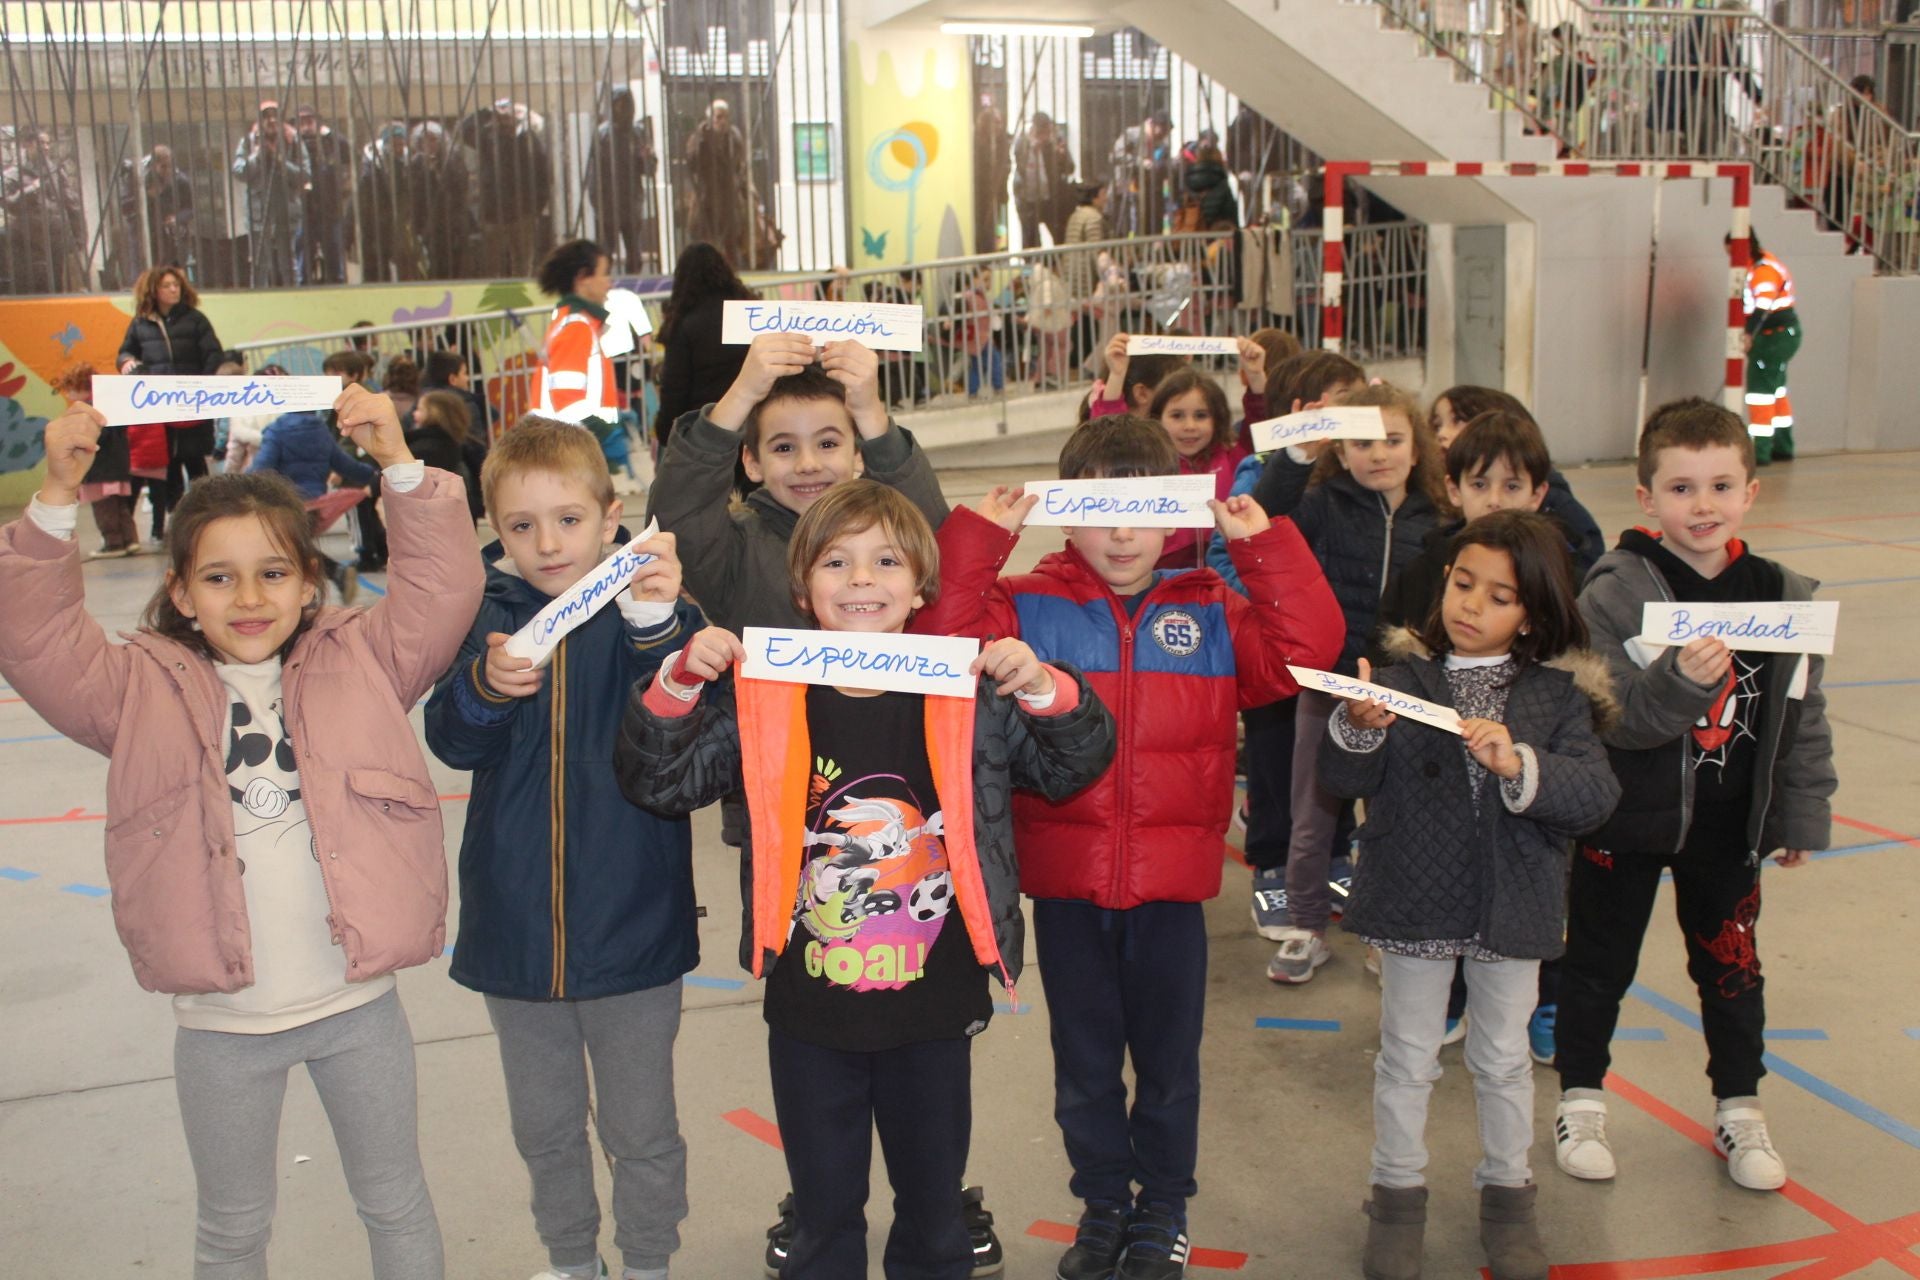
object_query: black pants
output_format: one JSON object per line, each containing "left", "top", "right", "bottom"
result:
{"left": 1242, "top": 699, "right": 1296, "bottom": 871}
{"left": 766, "top": 1027, "right": 973, "bottom": 1280}
{"left": 129, "top": 474, "right": 170, "bottom": 540}
{"left": 350, "top": 492, "right": 388, "bottom": 565}
{"left": 1555, "top": 832, "right": 1767, "bottom": 1099}
{"left": 1034, "top": 899, "right": 1206, "bottom": 1215}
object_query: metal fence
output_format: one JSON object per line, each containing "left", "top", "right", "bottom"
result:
{"left": 1363, "top": 0, "right": 1920, "bottom": 271}
{"left": 230, "top": 224, "right": 1428, "bottom": 438}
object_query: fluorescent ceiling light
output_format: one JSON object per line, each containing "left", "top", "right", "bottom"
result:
{"left": 940, "top": 20, "right": 1097, "bottom": 37}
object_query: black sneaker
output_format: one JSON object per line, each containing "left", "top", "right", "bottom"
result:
{"left": 1116, "top": 1203, "right": 1190, "bottom": 1280}
{"left": 963, "top": 1184, "right": 1005, "bottom": 1276}
{"left": 1056, "top": 1200, "right": 1128, "bottom": 1280}
{"left": 763, "top": 1192, "right": 794, "bottom": 1278}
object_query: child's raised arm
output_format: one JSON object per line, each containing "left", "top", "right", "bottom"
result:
{"left": 0, "top": 404, "right": 132, "bottom": 755}
{"left": 1218, "top": 497, "right": 1344, "bottom": 706}
{"left": 908, "top": 500, "right": 1025, "bottom": 641}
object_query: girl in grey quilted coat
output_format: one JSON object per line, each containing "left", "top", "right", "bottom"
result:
{"left": 1316, "top": 512, "right": 1620, "bottom": 1280}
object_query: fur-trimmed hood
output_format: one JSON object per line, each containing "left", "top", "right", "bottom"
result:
{"left": 1377, "top": 625, "right": 1619, "bottom": 734}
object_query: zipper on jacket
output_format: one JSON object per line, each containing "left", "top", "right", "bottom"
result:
{"left": 284, "top": 658, "right": 346, "bottom": 965}
{"left": 1744, "top": 654, "right": 1787, "bottom": 868}
{"left": 1106, "top": 586, "right": 1147, "bottom": 906}
{"left": 548, "top": 642, "right": 569, "bottom": 998}
{"left": 1377, "top": 493, "right": 1395, "bottom": 601}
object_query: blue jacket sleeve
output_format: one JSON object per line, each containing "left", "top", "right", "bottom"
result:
{"left": 249, "top": 420, "right": 286, "bottom": 475}
{"left": 1543, "top": 470, "right": 1607, "bottom": 578}
{"left": 423, "top": 598, "right": 522, "bottom": 771}
{"left": 1205, "top": 453, "right": 1265, "bottom": 595}
{"left": 329, "top": 441, "right": 377, "bottom": 487}
{"left": 623, "top": 598, "right": 705, "bottom": 682}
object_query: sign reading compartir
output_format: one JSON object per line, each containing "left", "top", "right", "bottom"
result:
{"left": 722, "top": 300, "right": 925, "bottom": 352}
{"left": 1124, "top": 334, "right": 1241, "bottom": 356}
{"left": 1285, "top": 664, "right": 1464, "bottom": 735}
{"left": 1248, "top": 405, "right": 1388, "bottom": 453}
{"left": 504, "top": 522, "right": 661, "bottom": 668}
{"left": 741, "top": 627, "right": 979, "bottom": 697}
{"left": 93, "top": 374, "right": 343, "bottom": 427}
{"left": 1639, "top": 600, "right": 1838, "bottom": 655}
{"left": 1021, "top": 475, "right": 1218, "bottom": 529}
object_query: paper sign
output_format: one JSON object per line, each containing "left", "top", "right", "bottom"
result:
{"left": 1286, "top": 665, "right": 1464, "bottom": 735}
{"left": 93, "top": 374, "right": 342, "bottom": 427}
{"left": 1639, "top": 601, "right": 1838, "bottom": 655}
{"left": 722, "top": 299, "right": 924, "bottom": 352}
{"left": 598, "top": 287, "right": 655, "bottom": 357}
{"left": 504, "top": 522, "right": 660, "bottom": 668}
{"left": 1021, "top": 475, "right": 1218, "bottom": 528}
{"left": 1124, "top": 333, "right": 1240, "bottom": 356}
{"left": 1249, "top": 405, "right": 1388, "bottom": 453}
{"left": 741, "top": 627, "right": 980, "bottom": 698}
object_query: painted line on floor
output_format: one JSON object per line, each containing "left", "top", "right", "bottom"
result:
{"left": 0, "top": 697, "right": 23, "bottom": 705}
{"left": 683, "top": 974, "right": 746, "bottom": 991}
{"left": 1628, "top": 982, "right": 1920, "bottom": 1153}
{"left": 1610, "top": 1027, "right": 1667, "bottom": 1042}
{"left": 58, "top": 883, "right": 110, "bottom": 898}
{"left": 0, "top": 807, "right": 105, "bottom": 827}
{"left": 1747, "top": 507, "right": 1920, "bottom": 531}
{"left": 1596, "top": 1069, "right": 1920, "bottom": 1280}
{"left": 1823, "top": 574, "right": 1920, "bottom": 588}
{"left": 0, "top": 733, "right": 63, "bottom": 746}
{"left": 1026, "top": 1220, "right": 1247, "bottom": 1270}
{"left": 1764, "top": 1029, "right": 1832, "bottom": 1041}
{"left": 1905, "top": 1029, "right": 1920, "bottom": 1041}
{"left": 1833, "top": 813, "right": 1920, "bottom": 850}
{"left": 1254, "top": 1017, "right": 1340, "bottom": 1032}
{"left": 992, "top": 1000, "right": 1029, "bottom": 1016}
{"left": 1824, "top": 678, "right": 1920, "bottom": 688}
{"left": 1754, "top": 533, "right": 1920, "bottom": 555}
{"left": 0, "top": 867, "right": 41, "bottom": 882}
{"left": 722, "top": 1107, "right": 784, "bottom": 1152}
{"left": 357, "top": 577, "right": 388, "bottom": 597}
{"left": 1764, "top": 522, "right": 1920, "bottom": 556}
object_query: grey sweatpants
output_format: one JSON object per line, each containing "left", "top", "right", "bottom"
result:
{"left": 1285, "top": 690, "right": 1342, "bottom": 933}
{"left": 485, "top": 981, "right": 689, "bottom": 1273}
{"left": 1372, "top": 953, "right": 1541, "bottom": 1191}
{"left": 173, "top": 988, "right": 442, "bottom": 1279}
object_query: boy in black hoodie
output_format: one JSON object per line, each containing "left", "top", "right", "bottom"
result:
{"left": 1552, "top": 398, "right": 1834, "bottom": 1194}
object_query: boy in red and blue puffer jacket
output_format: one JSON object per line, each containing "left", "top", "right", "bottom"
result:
{"left": 913, "top": 415, "right": 1341, "bottom": 1280}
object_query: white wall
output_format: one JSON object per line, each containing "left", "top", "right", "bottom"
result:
{"left": 1847, "top": 275, "right": 1920, "bottom": 453}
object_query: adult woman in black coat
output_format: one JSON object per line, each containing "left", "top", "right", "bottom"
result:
{"left": 651, "top": 240, "right": 757, "bottom": 449}
{"left": 116, "top": 266, "right": 226, "bottom": 529}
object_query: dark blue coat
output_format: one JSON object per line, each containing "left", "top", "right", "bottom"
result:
{"left": 250, "top": 411, "right": 374, "bottom": 501}
{"left": 425, "top": 541, "right": 705, "bottom": 1000}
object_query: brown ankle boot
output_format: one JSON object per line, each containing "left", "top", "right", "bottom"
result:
{"left": 1361, "top": 1184, "right": 1427, "bottom": 1280}
{"left": 1479, "top": 1183, "right": 1548, "bottom": 1280}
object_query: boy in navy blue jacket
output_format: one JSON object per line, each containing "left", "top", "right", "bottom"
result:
{"left": 425, "top": 418, "right": 704, "bottom": 1280}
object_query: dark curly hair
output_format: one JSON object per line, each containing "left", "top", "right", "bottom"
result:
{"left": 659, "top": 241, "right": 758, "bottom": 342}
{"left": 536, "top": 238, "right": 607, "bottom": 298}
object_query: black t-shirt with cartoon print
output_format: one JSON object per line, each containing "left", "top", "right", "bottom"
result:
{"left": 762, "top": 686, "right": 993, "bottom": 1053}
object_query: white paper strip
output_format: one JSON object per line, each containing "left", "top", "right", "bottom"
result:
{"left": 1249, "top": 405, "right": 1388, "bottom": 452}
{"left": 1123, "top": 334, "right": 1241, "bottom": 356}
{"left": 1021, "top": 475, "right": 1217, "bottom": 528}
{"left": 741, "top": 627, "right": 979, "bottom": 697}
{"left": 504, "top": 522, "right": 660, "bottom": 667}
{"left": 1287, "top": 664, "right": 1464, "bottom": 735}
{"left": 1639, "top": 601, "right": 1837, "bottom": 655}
{"left": 722, "top": 299, "right": 924, "bottom": 351}
{"left": 93, "top": 375, "right": 342, "bottom": 427}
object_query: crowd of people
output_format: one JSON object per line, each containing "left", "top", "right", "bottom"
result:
{"left": 3, "top": 204, "right": 1831, "bottom": 1280}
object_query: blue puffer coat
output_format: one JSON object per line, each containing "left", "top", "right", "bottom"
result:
{"left": 1215, "top": 452, "right": 1438, "bottom": 674}
{"left": 249, "top": 411, "right": 375, "bottom": 501}
{"left": 424, "top": 541, "right": 705, "bottom": 1000}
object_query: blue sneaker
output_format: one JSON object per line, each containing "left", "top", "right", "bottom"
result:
{"left": 1528, "top": 1003, "right": 1557, "bottom": 1065}
{"left": 1117, "top": 1203, "right": 1190, "bottom": 1280}
{"left": 1328, "top": 854, "right": 1354, "bottom": 920}
{"left": 1250, "top": 868, "right": 1290, "bottom": 941}
{"left": 1442, "top": 1014, "right": 1467, "bottom": 1046}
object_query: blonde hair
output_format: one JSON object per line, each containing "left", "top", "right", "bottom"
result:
{"left": 787, "top": 480, "right": 940, "bottom": 617}
{"left": 1309, "top": 381, "right": 1446, "bottom": 508}
{"left": 416, "top": 389, "right": 472, "bottom": 444}
{"left": 481, "top": 415, "right": 616, "bottom": 518}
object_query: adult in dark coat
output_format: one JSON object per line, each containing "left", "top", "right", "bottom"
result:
{"left": 138, "top": 145, "right": 195, "bottom": 273}
{"left": 462, "top": 99, "right": 553, "bottom": 277}
{"left": 651, "top": 241, "right": 757, "bottom": 450}
{"left": 589, "top": 86, "right": 660, "bottom": 272}
{"left": 407, "top": 123, "right": 473, "bottom": 280}
{"left": 294, "top": 106, "right": 353, "bottom": 284}
{"left": 685, "top": 100, "right": 750, "bottom": 267}
{"left": 117, "top": 265, "right": 226, "bottom": 537}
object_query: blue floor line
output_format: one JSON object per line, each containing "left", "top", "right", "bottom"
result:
{"left": 59, "top": 883, "right": 110, "bottom": 898}
{"left": 683, "top": 974, "right": 746, "bottom": 991}
{"left": 1610, "top": 1027, "right": 1667, "bottom": 1041}
{"left": 0, "top": 867, "right": 41, "bottom": 882}
{"left": 0, "top": 734, "right": 64, "bottom": 746}
{"left": 357, "top": 576, "right": 388, "bottom": 597}
{"left": 1824, "top": 678, "right": 1920, "bottom": 689}
{"left": 1254, "top": 1017, "right": 1341, "bottom": 1032}
{"left": 1762, "top": 1028, "right": 1831, "bottom": 1041}
{"left": 1906, "top": 1029, "right": 1920, "bottom": 1041}
{"left": 1822, "top": 575, "right": 1920, "bottom": 588}
{"left": 1628, "top": 982, "right": 1920, "bottom": 1151}
{"left": 992, "top": 1001, "right": 1029, "bottom": 1016}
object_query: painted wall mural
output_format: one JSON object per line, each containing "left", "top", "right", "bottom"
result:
{"left": 847, "top": 36, "right": 974, "bottom": 269}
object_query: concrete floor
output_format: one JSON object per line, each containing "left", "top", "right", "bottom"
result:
{"left": 3, "top": 438, "right": 1918, "bottom": 1279}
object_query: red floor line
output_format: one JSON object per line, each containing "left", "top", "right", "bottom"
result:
{"left": 1832, "top": 814, "right": 1920, "bottom": 848}
{"left": 1744, "top": 508, "right": 1920, "bottom": 531}
{"left": 0, "top": 807, "right": 104, "bottom": 826}
{"left": 1764, "top": 523, "right": 1920, "bottom": 555}
{"left": 721, "top": 1107, "right": 784, "bottom": 1152}
{"left": 1025, "top": 1220, "right": 1247, "bottom": 1270}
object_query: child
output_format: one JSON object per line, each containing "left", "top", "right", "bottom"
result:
{"left": 49, "top": 363, "right": 136, "bottom": 559}
{"left": 1144, "top": 368, "right": 1248, "bottom": 570}
{"left": 648, "top": 333, "right": 948, "bottom": 634}
{"left": 1426, "top": 385, "right": 1604, "bottom": 570}
{"left": 913, "top": 416, "right": 1342, "bottom": 1280}
{"left": 408, "top": 389, "right": 485, "bottom": 521}
{"left": 1554, "top": 398, "right": 1835, "bottom": 1191}
{"left": 1231, "top": 327, "right": 1304, "bottom": 446}
{"left": 1087, "top": 332, "right": 1186, "bottom": 418}
{"left": 616, "top": 481, "right": 1116, "bottom": 1280}
{"left": 1208, "top": 350, "right": 1366, "bottom": 941}
{"left": 959, "top": 265, "right": 1005, "bottom": 398}
{"left": 251, "top": 349, "right": 379, "bottom": 601}
{"left": 1323, "top": 511, "right": 1620, "bottom": 1280}
{"left": 424, "top": 419, "right": 703, "bottom": 1280}
{"left": 1250, "top": 381, "right": 1443, "bottom": 983}
{"left": 0, "top": 387, "right": 483, "bottom": 1278}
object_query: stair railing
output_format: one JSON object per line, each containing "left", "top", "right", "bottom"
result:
{"left": 1359, "top": 0, "right": 1918, "bottom": 271}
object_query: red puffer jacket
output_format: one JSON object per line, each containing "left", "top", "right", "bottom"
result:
{"left": 127, "top": 422, "right": 170, "bottom": 473}
{"left": 914, "top": 507, "right": 1342, "bottom": 907}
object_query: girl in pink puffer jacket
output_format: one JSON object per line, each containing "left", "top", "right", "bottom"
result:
{"left": 0, "top": 388, "right": 484, "bottom": 1279}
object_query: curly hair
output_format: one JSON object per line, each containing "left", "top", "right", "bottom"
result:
{"left": 536, "top": 238, "right": 607, "bottom": 299}
{"left": 131, "top": 266, "right": 199, "bottom": 317}
{"left": 659, "top": 241, "right": 758, "bottom": 342}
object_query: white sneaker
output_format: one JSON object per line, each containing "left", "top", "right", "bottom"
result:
{"left": 1714, "top": 1106, "right": 1787, "bottom": 1190}
{"left": 530, "top": 1262, "right": 607, "bottom": 1280}
{"left": 1266, "top": 927, "right": 1330, "bottom": 984}
{"left": 1554, "top": 1095, "right": 1617, "bottom": 1180}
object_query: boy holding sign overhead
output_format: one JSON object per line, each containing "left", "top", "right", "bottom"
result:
{"left": 1554, "top": 399, "right": 1835, "bottom": 1194}
{"left": 423, "top": 419, "right": 704, "bottom": 1280}
{"left": 617, "top": 481, "right": 1115, "bottom": 1280}
{"left": 914, "top": 416, "right": 1341, "bottom": 1280}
